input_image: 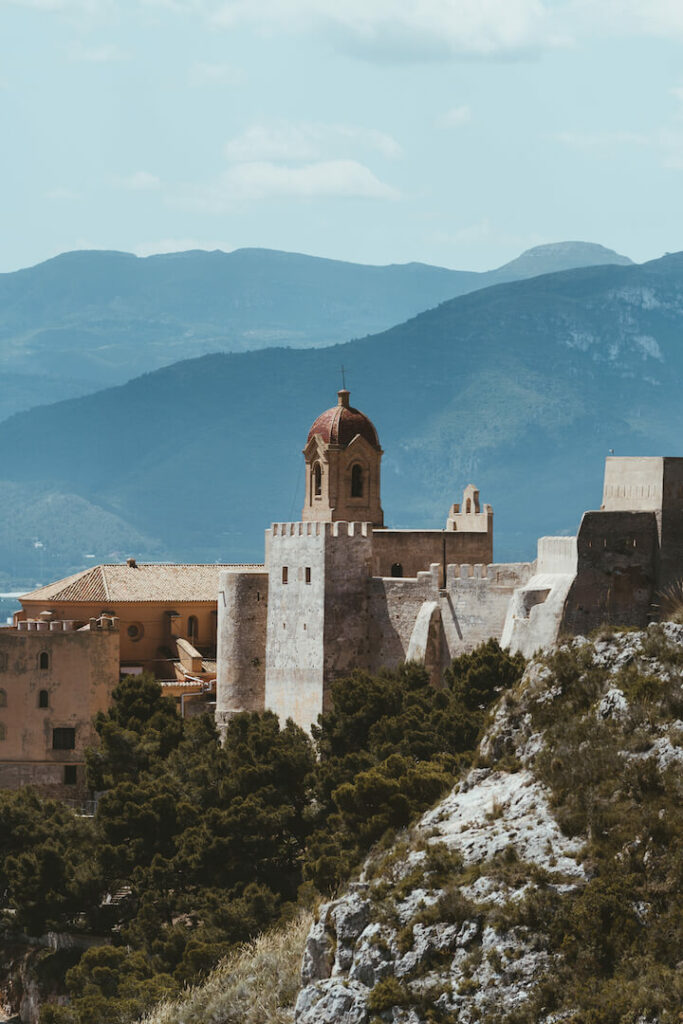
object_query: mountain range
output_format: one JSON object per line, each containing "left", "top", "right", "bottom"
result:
{"left": 2, "top": 249, "right": 682, "bottom": 589}
{"left": 0, "top": 241, "right": 630, "bottom": 422}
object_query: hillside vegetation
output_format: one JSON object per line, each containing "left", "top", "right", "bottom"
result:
{"left": 0, "top": 241, "right": 630, "bottom": 420}
{"left": 0, "top": 643, "right": 521, "bottom": 1024}
{"left": 0, "top": 251, "right": 681, "bottom": 584}
{"left": 170, "top": 626, "right": 680, "bottom": 1024}
{"left": 1, "top": 626, "right": 680, "bottom": 1023}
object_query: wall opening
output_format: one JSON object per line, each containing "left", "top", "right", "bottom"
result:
{"left": 0, "top": 723, "right": 5, "bottom": 741}
{"left": 465, "top": 498, "right": 471, "bottom": 513}
{"left": 351, "top": 463, "right": 363, "bottom": 497}
{"left": 188, "top": 615, "right": 199, "bottom": 642}
{"left": 53, "top": 727, "right": 75, "bottom": 750}
{"left": 282, "top": 566, "right": 288, "bottom": 584}
{"left": 391, "top": 563, "right": 404, "bottom": 578}
{"left": 0, "top": 689, "right": 6, "bottom": 708}
{"left": 38, "top": 689, "right": 49, "bottom": 709}
{"left": 39, "top": 651, "right": 50, "bottom": 671}
{"left": 312, "top": 462, "right": 322, "bottom": 498}
{"left": 64, "top": 765, "right": 77, "bottom": 785}
{"left": 305, "top": 567, "right": 311, "bottom": 584}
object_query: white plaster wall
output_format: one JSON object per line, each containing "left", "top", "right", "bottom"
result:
{"left": 602, "top": 457, "right": 664, "bottom": 511}
{"left": 537, "top": 536, "right": 577, "bottom": 575}
{"left": 501, "top": 572, "right": 576, "bottom": 659}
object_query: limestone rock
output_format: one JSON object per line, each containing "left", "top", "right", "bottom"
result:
{"left": 349, "top": 923, "right": 396, "bottom": 986}
{"left": 330, "top": 892, "right": 371, "bottom": 973}
{"left": 597, "top": 686, "right": 629, "bottom": 721}
{"left": 294, "top": 977, "right": 369, "bottom": 1024}
{"left": 300, "top": 918, "right": 334, "bottom": 985}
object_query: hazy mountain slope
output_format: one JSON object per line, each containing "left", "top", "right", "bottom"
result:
{"left": 0, "top": 369, "right": 106, "bottom": 422}
{"left": 0, "top": 253, "right": 679, "bottom": 583}
{"left": 488, "top": 239, "right": 632, "bottom": 284}
{"left": 0, "top": 242, "right": 630, "bottom": 406}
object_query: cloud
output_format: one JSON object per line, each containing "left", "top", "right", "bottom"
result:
{"left": 45, "top": 186, "right": 81, "bottom": 199}
{"left": 553, "top": 130, "right": 649, "bottom": 148}
{"left": 133, "top": 238, "right": 233, "bottom": 256}
{"left": 438, "top": 105, "right": 472, "bottom": 128}
{"left": 174, "top": 159, "right": 399, "bottom": 209}
{"left": 115, "top": 171, "right": 162, "bottom": 190}
{"left": 188, "top": 61, "right": 243, "bottom": 86}
{"left": 210, "top": 0, "right": 566, "bottom": 62}
{"left": 1, "top": 0, "right": 115, "bottom": 15}
{"left": 224, "top": 121, "right": 402, "bottom": 162}
{"left": 571, "top": 0, "right": 683, "bottom": 38}
{"left": 68, "top": 40, "right": 129, "bottom": 61}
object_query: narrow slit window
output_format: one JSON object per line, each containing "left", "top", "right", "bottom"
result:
{"left": 351, "top": 463, "right": 363, "bottom": 498}
{"left": 39, "top": 651, "right": 49, "bottom": 670}
{"left": 38, "top": 690, "right": 49, "bottom": 709}
{"left": 0, "top": 689, "right": 6, "bottom": 708}
{"left": 305, "top": 567, "right": 311, "bottom": 584}
{"left": 282, "top": 566, "right": 288, "bottom": 584}
{"left": 313, "top": 462, "right": 322, "bottom": 498}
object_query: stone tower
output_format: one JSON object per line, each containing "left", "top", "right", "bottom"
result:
{"left": 302, "top": 389, "right": 384, "bottom": 528}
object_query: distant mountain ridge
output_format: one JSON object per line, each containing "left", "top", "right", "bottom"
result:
{"left": 0, "top": 241, "right": 630, "bottom": 421}
{"left": 2, "top": 250, "right": 682, "bottom": 588}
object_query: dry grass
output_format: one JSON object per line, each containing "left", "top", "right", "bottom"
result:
{"left": 139, "top": 910, "right": 312, "bottom": 1024}
{"left": 655, "top": 578, "right": 683, "bottom": 623}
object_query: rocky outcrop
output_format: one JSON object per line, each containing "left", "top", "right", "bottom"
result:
{"left": 295, "top": 626, "right": 683, "bottom": 1023}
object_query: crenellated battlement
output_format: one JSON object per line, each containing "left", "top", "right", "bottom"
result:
{"left": 271, "top": 520, "right": 372, "bottom": 538}
{"left": 13, "top": 614, "right": 119, "bottom": 633}
{"left": 446, "top": 562, "right": 535, "bottom": 583}
{"left": 378, "top": 562, "right": 535, "bottom": 585}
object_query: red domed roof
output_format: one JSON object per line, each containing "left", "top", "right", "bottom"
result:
{"left": 307, "top": 390, "right": 381, "bottom": 450}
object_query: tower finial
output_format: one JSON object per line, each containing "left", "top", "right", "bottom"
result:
{"left": 341, "top": 364, "right": 347, "bottom": 389}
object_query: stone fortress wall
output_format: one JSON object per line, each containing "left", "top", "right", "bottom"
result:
{"left": 217, "top": 510, "right": 535, "bottom": 733}
{"left": 216, "top": 393, "right": 683, "bottom": 734}
{"left": 0, "top": 615, "right": 120, "bottom": 798}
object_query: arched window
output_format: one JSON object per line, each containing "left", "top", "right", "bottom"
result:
{"left": 39, "top": 690, "right": 49, "bottom": 709}
{"left": 351, "top": 463, "right": 363, "bottom": 498}
{"left": 39, "top": 651, "right": 49, "bottom": 671}
{"left": 465, "top": 498, "right": 471, "bottom": 513}
{"left": 0, "top": 723, "right": 5, "bottom": 741}
{"left": 188, "top": 616, "right": 199, "bottom": 642}
{"left": 312, "top": 462, "right": 322, "bottom": 498}
{"left": 0, "top": 689, "right": 6, "bottom": 708}
{"left": 391, "top": 563, "right": 403, "bottom": 578}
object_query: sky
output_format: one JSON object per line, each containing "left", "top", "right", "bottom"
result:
{"left": 1, "top": 0, "right": 683, "bottom": 273}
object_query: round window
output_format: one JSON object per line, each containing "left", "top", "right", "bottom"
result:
{"left": 127, "top": 622, "right": 144, "bottom": 642}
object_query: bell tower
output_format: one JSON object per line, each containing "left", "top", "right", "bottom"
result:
{"left": 302, "top": 389, "right": 384, "bottom": 527}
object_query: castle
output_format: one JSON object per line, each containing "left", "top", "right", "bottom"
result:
{"left": 216, "top": 390, "right": 683, "bottom": 732}
{"left": 3, "top": 387, "right": 683, "bottom": 794}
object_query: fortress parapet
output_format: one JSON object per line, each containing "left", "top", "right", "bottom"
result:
{"left": 270, "top": 520, "right": 372, "bottom": 538}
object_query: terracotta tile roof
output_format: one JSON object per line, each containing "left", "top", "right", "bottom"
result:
{"left": 21, "top": 563, "right": 263, "bottom": 604}
{"left": 307, "top": 390, "right": 381, "bottom": 450}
